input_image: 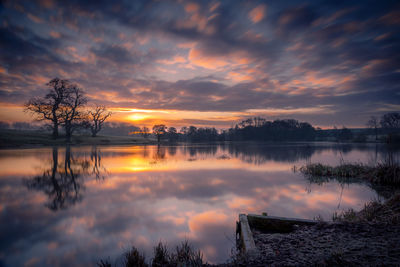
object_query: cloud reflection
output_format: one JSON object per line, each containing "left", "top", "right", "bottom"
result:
{"left": 0, "top": 143, "right": 389, "bottom": 265}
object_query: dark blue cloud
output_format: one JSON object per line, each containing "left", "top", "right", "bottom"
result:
{"left": 0, "top": 0, "right": 399, "bottom": 127}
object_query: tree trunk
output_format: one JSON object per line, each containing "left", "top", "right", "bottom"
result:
{"left": 52, "top": 120, "right": 59, "bottom": 139}
{"left": 65, "top": 123, "right": 72, "bottom": 143}
{"left": 91, "top": 127, "right": 97, "bottom": 137}
{"left": 52, "top": 106, "right": 59, "bottom": 139}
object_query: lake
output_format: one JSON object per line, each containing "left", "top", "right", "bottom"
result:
{"left": 0, "top": 142, "right": 394, "bottom": 266}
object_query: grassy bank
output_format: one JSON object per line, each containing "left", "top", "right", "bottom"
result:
{"left": 299, "top": 161, "right": 400, "bottom": 186}
{"left": 98, "top": 241, "right": 204, "bottom": 267}
{"left": 0, "top": 129, "right": 155, "bottom": 148}
{"left": 333, "top": 193, "right": 400, "bottom": 224}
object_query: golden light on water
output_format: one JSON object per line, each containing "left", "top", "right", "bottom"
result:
{"left": 0, "top": 145, "right": 384, "bottom": 264}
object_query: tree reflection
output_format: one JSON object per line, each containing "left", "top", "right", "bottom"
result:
{"left": 24, "top": 146, "right": 108, "bottom": 211}
{"left": 91, "top": 146, "right": 109, "bottom": 180}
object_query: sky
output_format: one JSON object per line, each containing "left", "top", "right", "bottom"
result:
{"left": 0, "top": 0, "right": 399, "bottom": 129}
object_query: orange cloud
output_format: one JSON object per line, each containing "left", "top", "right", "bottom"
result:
{"left": 228, "top": 71, "right": 253, "bottom": 82}
{"left": 188, "top": 47, "right": 229, "bottom": 69}
{"left": 209, "top": 2, "right": 220, "bottom": 12}
{"left": 49, "top": 31, "right": 61, "bottom": 38}
{"left": 157, "top": 56, "right": 187, "bottom": 65}
{"left": 38, "top": 0, "right": 54, "bottom": 9}
{"left": 188, "top": 47, "right": 252, "bottom": 70}
{"left": 0, "top": 66, "right": 6, "bottom": 74}
{"left": 185, "top": 3, "right": 200, "bottom": 13}
{"left": 188, "top": 210, "right": 229, "bottom": 233}
{"left": 249, "top": 4, "right": 266, "bottom": 23}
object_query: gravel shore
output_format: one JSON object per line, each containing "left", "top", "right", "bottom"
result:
{"left": 244, "top": 222, "right": 400, "bottom": 266}
{"left": 238, "top": 194, "right": 400, "bottom": 266}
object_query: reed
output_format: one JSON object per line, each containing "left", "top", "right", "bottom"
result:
{"left": 300, "top": 160, "right": 400, "bottom": 186}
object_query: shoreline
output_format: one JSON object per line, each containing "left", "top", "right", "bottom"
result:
{"left": 0, "top": 129, "right": 389, "bottom": 149}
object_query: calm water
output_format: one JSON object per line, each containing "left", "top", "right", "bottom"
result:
{"left": 0, "top": 142, "right": 394, "bottom": 266}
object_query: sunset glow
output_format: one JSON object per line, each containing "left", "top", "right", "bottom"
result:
{"left": 0, "top": 0, "right": 399, "bottom": 129}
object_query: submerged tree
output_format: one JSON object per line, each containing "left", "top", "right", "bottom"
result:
{"left": 153, "top": 124, "right": 167, "bottom": 143}
{"left": 88, "top": 105, "right": 112, "bottom": 137}
{"left": 25, "top": 78, "right": 71, "bottom": 138}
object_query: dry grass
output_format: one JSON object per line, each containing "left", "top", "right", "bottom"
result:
{"left": 300, "top": 161, "right": 400, "bottom": 186}
{"left": 333, "top": 193, "right": 400, "bottom": 224}
{"left": 98, "top": 241, "right": 204, "bottom": 267}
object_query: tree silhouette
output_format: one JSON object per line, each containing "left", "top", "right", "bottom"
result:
{"left": 60, "top": 85, "right": 88, "bottom": 142}
{"left": 25, "top": 78, "right": 89, "bottom": 142}
{"left": 139, "top": 126, "right": 150, "bottom": 139}
{"left": 380, "top": 112, "right": 400, "bottom": 129}
{"left": 153, "top": 124, "right": 167, "bottom": 143}
{"left": 25, "top": 78, "right": 70, "bottom": 139}
{"left": 88, "top": 105, "right": 112, "bottom": 137}
{"left": 367, "top": 116, "right": 379, "bottom": 140}
{"left": 380, "top": 112, "right": 400, "bottom": 143}
{"left": 167, "top": 127, "right": 178, "bottom": 142}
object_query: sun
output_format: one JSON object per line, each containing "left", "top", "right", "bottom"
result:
{"left": 128, "top": 113, "right": 149, "bottom": 121}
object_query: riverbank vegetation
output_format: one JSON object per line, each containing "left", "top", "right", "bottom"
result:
{"left": 333, "top": 193, "right": 400, "bottom": 224}
{"left": 98, "top": 241, "right": 204, "bottom": 267}
{"left": 300, "top": 160, "right": 400, "bottom": 186}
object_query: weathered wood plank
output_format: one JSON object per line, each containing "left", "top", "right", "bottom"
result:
{"left": 238, "top": 213, "right": 257, "bottom": 253}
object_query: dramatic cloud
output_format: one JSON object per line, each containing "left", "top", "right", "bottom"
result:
{"left": 0, "top": 0, "right": 399, "bottom": 127}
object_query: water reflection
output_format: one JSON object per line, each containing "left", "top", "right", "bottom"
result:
{"left": 23, "top": 146, "right": 108, "bottom": 211}
{"left": 91, "top": 146, "right": 108, "bottom": 180}
{"left": 24, "top": 147, "right": 86, "bottom": 211}
{"left": 0, "top": 143, "right": 398, "bottom": 266}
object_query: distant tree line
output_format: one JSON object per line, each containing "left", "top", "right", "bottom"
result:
{"left": 25, "top": 78, "right": 112, "bottom": 142}
{"left": 366, "top": 112, "right": 400, "bottom": 143}
{"left": 136, "top": 117, "right": 316, "bottom": 143}
{"left": 135, "top": 113, "right": 400, "bottom": 144}
{"left": 224, "top": 118, "right": 316, "bottom": 141}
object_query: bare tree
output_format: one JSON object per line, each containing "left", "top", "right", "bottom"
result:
{"left": 25, "top": 78, "right": 71, "bottom": 139}
{"left": 88, "top": 105, "right": 112, "bottom": 137}
{"left": 153, "top": 124, "right": 167, "bottom": 143}
{"left": 59, "top": 85, "right": 88, "bottom": 142}
{"left": 367, "top": 116, "right": 379, "bottom": 140}
{"left": 380, "top": 112, "right": 400, "bottom": 143}
{"left": 380, "top": 112, "right": 400, "bottom": 129}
